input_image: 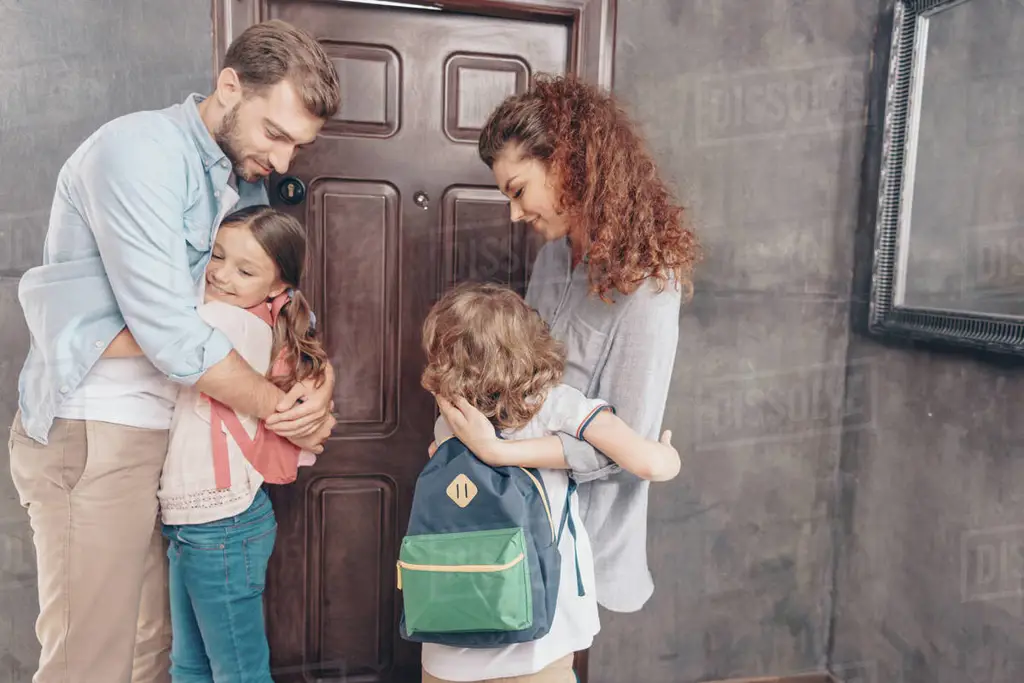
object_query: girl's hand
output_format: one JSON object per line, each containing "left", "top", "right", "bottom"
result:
{"left": 434, "top": 395, "right": 502, "bottom": 465}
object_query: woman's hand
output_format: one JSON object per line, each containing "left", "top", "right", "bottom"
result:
{"left": 434, "top": 395, "right": 502, "bottom": 465}
{"left": 265, "top": 364, "right": 336, "bottom": 440}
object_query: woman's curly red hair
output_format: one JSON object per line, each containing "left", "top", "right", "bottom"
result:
{"left": 479, "top": 74, "right": 700, "bottom": 301}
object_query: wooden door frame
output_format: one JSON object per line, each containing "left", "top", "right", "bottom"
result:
{"left": 211, "top": 0, "right": 616, "bottom": 89}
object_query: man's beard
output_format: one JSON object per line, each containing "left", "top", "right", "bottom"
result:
{"left": 214, "top": 104, "right": 255, "bottom": 181}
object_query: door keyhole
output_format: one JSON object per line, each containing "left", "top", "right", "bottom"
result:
{"left": 413, "top": 191, "right": 430, "bottom": 210}
{"left": 277, "top": 176, "right": 307, "bottom": 206}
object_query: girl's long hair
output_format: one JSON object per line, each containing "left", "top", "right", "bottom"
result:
{"left": 220, "top": 205, "right": 328, "bottom": 390}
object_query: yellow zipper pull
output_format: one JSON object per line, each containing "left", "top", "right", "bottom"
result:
{"left": 396, "top": 563, "right": 402, "bottom": 590}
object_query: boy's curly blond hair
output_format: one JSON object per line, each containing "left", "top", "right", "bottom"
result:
{"left": 421, "top": 282, "right": 565, "bottom": 431}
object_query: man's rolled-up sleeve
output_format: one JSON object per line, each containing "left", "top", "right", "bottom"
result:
{"left": 72, "top": 127, "right": 233, "bottom": 384}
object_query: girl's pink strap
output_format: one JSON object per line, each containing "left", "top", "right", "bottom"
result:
{"left": 208, "top": 291, "right": 302, "bottom": 489}
{"left": 208, "top": 396, "right": 302, "bottom": 490}
{"left": 209, "top": 396, "right": 258, "bottom": 489}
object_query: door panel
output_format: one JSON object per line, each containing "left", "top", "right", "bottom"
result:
{"left": 262, "top": 3, "right": 570, "bottom": 681}
{"left": 309, "top": 178, "right": 401, "bottom": 437}
{"left": 442, "top": 187, "right": 535, "bottom": 290}
{"left": 444, "top": 54, "right": 530, "bottom": 141}
{"left": 327, "top": 44, "right": 401, "bottom": 138}
{"left": 308, "top": 476, "right": 397, "bottom": 677}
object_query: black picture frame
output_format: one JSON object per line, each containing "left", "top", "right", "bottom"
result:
{"left": 868, "top": 0, "right": 1024, "bottom": 355}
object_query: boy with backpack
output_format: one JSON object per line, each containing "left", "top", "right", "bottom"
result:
{"left": 402, "top": 283, "right": 681, "bottom": 682}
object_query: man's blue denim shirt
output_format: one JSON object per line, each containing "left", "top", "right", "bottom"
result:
{"left": 17, "top": 94, "right": 268, "bottom": 444}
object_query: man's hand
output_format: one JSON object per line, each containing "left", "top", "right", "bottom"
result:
{"left": 285, "top": 413, "right": 337, "bottom": 454}
{"left": 265, "top": 364, "right": 336, "bottom": 441}
{"left": 428, "top": 440, "right": 438, "bottom": 458}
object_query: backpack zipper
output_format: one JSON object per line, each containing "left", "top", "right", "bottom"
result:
{"left": 396, "top": 552, "right": 526, "bottom": 590}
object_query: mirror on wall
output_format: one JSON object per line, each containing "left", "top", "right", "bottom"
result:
{"left": 869, "top": 0, "right": 1024, "bottom": 353}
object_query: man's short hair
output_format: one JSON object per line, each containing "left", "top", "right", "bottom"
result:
{"left": 223, "top": 19, "right": 341, "bottom": 120}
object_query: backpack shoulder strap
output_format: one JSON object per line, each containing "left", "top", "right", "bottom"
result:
{"left": 207, "top": 394, "right": 263, "bottom": 490}
{"left": 556, "top": 477, "right": 585, "bottom": 597}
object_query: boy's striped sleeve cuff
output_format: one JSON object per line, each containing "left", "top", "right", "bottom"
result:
{"left": 576, "top": 403, "right": 615, "bottom": 440}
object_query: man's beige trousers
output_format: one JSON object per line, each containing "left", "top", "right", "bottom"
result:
{"left": 9, "top": 413, "right": 171, "bottom": 683}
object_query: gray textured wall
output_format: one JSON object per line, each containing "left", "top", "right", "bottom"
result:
{"left": 0, "top": 2, "right": 213, "bottom": 679}
{"left": 595, "top": 2, "right": 874, "bottom": 681}
{"left": 831, "top": 1, "right": 1024, "bottom": 682}
{"left": 831, "top": 344, "right": 1024, "bottom": 683}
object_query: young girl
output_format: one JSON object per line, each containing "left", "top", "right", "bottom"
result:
{"left": 419, "top": 282, "right": 680, "bottom": 683}
{"left": 107, "top": 205, "right": 328, "bottom": 680}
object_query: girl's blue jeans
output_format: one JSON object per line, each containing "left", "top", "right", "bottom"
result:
{"left": 162, "top": 487, "right": 277, "bottom": 683}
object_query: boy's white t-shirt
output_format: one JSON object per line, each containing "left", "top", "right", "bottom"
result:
{"left": 420, "top": 384, "right": 611, "bottom": 681}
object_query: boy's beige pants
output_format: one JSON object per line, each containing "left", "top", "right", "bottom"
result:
{"left": 8, "top": 413, "right": 171, "bottom": 683}
{"left": 422, "top": 654, "right": 577, "bottom": 683}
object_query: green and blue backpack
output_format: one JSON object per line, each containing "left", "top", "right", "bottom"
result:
{"left": 397, "top": 435, "right": 583, "bottom": 647}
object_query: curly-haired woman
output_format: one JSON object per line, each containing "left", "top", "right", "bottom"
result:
{"left": 429, "top": 75, "right": 699, "bottom": 682}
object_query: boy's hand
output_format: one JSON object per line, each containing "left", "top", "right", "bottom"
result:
{"left": 435, "top": 395, "right": 502, "bottom": 463}
{"left": 660, "top": 429, "right": 679, "bottom": 457}
{"left": 658, "top": 430, "right": 682, "bottom": 477}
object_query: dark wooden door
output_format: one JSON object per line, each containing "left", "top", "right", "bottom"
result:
{"left": 258, "top": 3, "right": 574, "bottom": 681}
